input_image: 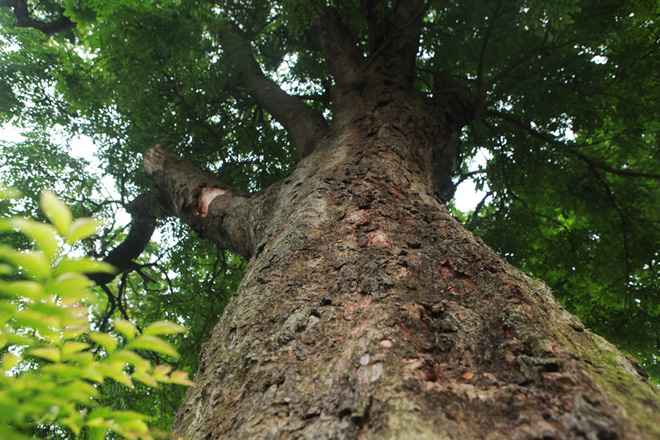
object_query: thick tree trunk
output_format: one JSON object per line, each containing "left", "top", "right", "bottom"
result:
{"left": 164, "top": 83, "right": 660, "bottom": 439}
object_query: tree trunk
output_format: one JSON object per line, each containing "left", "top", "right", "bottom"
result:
{"left": 161, "top": 82, "right": 660, "bottom": 439}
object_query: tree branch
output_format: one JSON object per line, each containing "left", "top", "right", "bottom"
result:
{"left": 361, "top": 0, "right": 430, "bottom": 83}
{"left": 487, "top": 109, "right": 660, "bottom": 180}
{"left": 143, "top": 144, "right": 258, "bottom": 259}
{"left": 484, "top": 27, "right": 550, "bottom": 90}
{"left": 307, "top": 5, "right": 364, "bottom": 86}
{"left": 223, "top": 26, "right": 328, "bottom": 161}
{"left": 362, "top": 0, "right": 390, "bottom": 54}
{"left": 391, "top": 0, "right": 429, "bottom": 82}
{"left": 1, "top": 0, "right": 75, "bottom": 36}
{"left": 87, "top": 190, "right": 172, "bottom": 285}
{"left": 476, "top": 0, "right": 508, "bottom": 92}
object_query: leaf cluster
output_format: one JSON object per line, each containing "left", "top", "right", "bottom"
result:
{"left": 0, "top": 190, "right": 192, "bottom": 439}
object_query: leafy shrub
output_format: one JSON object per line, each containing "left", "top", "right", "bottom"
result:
{"left": 0, "top": 189, "right": 192, "bottom": 439}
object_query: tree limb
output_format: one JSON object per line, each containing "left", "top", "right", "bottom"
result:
{"left": 487, "top": 109, "right": 660, "bottom": 180}
{"left": 307, "top": 5, "right": 364, "bottom": 86}
{"left": 0, "top": 0, "right": 75, "bottom": 36}
{"left": 143, "top": 144, "right": 258, "bottom": 259}
{"left": 361, "top": 0, "right": 430, "bottom": 83}
{"left": 390, "top": 0, "right": 430, "bottom": 82}
{"left": 87, "top": 190, "right": 172, "bottom": 285}
{"left": 223, "top": 26, "right": 328, "bottom": 161}
{"left": 486, "top": 27, "right": 550, "bottom": 90}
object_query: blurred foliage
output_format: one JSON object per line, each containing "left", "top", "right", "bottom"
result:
{"left": 0, "top": 189, "right": 192, "bottom": 439}
{"left": 0, "top": 0, "right": 658, "bottom": 429}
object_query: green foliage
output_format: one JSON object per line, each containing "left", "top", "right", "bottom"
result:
{"left": 0, "top": 190, "right": 192, "bottom": 439}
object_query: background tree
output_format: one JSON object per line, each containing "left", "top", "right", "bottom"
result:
{"left": 1, "top": 0, "right": 660, "bottom": 438}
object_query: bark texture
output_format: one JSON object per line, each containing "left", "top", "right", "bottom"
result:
{"left": 164, "top": 81, "right": 660, "bottom": 439}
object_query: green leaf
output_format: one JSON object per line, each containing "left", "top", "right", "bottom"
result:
{"left": 14, "top": 310, "right": 60, "bottom": 335}
{"left": 46, "top": 272, "right": 93, "bottom": 298}
{"left": 0, "top": 188, "right": 20, "bottom": 200}
{"left": 96, "top": 361, "right": 133, "bottom": 388}
{"left": 0, "top": 264, "right": 13, "bottom": 276}
{"left": 109, "top": 349, "right": 151, "bottom": 372}
{"left": 63, "top": 324, "right": 90, "bottom": 339}
{"left": 64, "top": 351, "right": 95, "bottom": 366}
{"left": 88, "top": 426, "right": 107, "bottom": 440}
{"left": 89, "top": 331, "right": 118, "bottom": 353}
{"left": 113, "top": 318, "right": 137, "bottom": 340}
{"left": 54, "top": 380, "right": 99, "bottom": 403}
{"left": 62, "top": 341, "right": 90, "bottom": 356}
{"left": 54, "top": 257, "right": 116, "bottom": 277}
{"left": 143, "top": 320, "right": 186, "bottom": 336}
{"left": 40, "top": 190, "right": 73, "bottom": 236}
{"left": 152, "top": 364, "right": 171, "bottom": 381}
{"left": 65, "top": 217, "right": 100, "bottom": 244}
{"left": 0, "top": 280, "right": 46, "bottom": 300}
{"left": 126, "top": 335, "right": 179, "bottom": 359}
{"left": 29, "top": 347, "right": 61, "bottom": 362}
{"left": 1, "top": 353, "right": 21, "bottom": 372}
{"left": 9, "top": 218, "right": 59, "bottom": 258}
{"left": 169, "top": 370, "right": 195, "bottom": 386}
{"left": 61, "top": 412, "right": 85, "bottom": 436}
{"left": 132, "top": 370, "right": 158, "bottom": 388}
{"left": 0, "top": 246, "right": 51, "bottom": 279}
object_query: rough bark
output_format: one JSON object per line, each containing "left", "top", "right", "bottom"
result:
{"left": 162, "top": 80, "right": 660, "bottom": 439}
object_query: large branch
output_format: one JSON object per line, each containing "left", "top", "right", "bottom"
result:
{"left": 87, "top": 190, "right": 173, "bottom": 285}
{"left": 88, "top": 144, "right": 266, "bottom": 285}
{"left": 237, "top": 55, "right": 328, "bottom": 161}
{"left": 306, "top": 5, "right": 364, "bottom": 87}
{"left": 390, "top": 0, "right": 429, "bottom": 82}
{"left": 143, "top": 145, "right": 258, "bottom": 258}
{"left": 0, "top": 0, "right": 75, "bottom": 35}
{"left": 361, "top": 0, "right": 429, "bottom": 84}
{"left": 223, "top": 26, "right": 328, "bottom": 161}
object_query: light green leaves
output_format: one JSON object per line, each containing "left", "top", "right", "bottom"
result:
{"left": 66, "top": 217, "right": 101, "bottom": 244}
{"left": 113, "top": 318, "right": 137, "bottom": 339}
{"left": 0, "top": 191, "right": 192, "bottom": 439}
{"left": 8, "top": 218, "right": 58, "bottom": 257}
{"left": 0, "top": 246, "right": 51, "bottom": 279}
{"left": 40, "top": 190, "right": 73, "bottom": 236}
{"left": 127, "top": 335, "right": 180, "bottom": 359}
{"left": 144, "top": 320, "right": 187, "bottom": 336}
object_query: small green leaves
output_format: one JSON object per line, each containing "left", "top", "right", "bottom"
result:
{"left": 169, "top": 369, "right": 195, "bottom": 387}
{"left": 9, "top": 218, "right": 59, "bottom": 258}
{"left": 0, "top": 246, "right": 51, "bottom": 279}
{"left": 127, "top": 335, "right": 179, "bottom": 359}
{"left": 89, "top": 331, "right": 118, "bottom": 353}
{"left": 54, "top": 257, "right": 116, "bottom": 277}
{"left": 29, "top": 347, "right": 62, "bottom": 362}
{"left": 0, "top": 188, "right": 21, "bottom": 200}
{"left": 0, "top": 280, "right": 45, "bottom": 300}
